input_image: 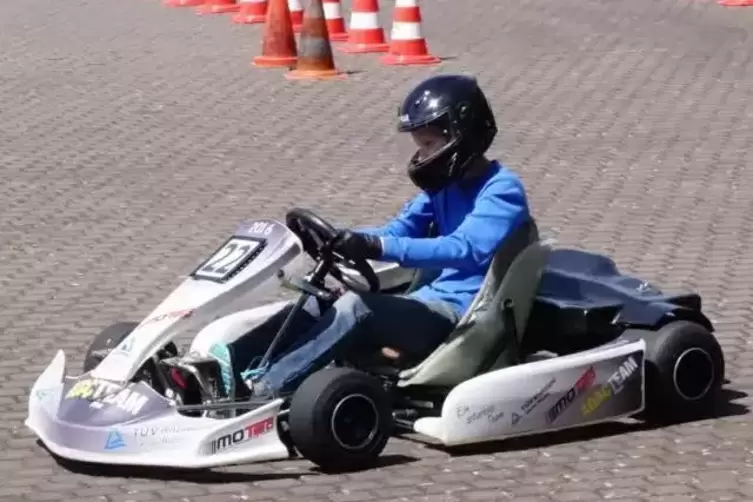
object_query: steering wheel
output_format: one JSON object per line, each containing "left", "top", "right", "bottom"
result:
{"left": 285, "top": 208, "right": 381, "bottom": 293}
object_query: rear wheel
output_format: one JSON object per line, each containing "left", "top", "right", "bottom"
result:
{"left": 643, "top": 320, "right": 724, "bottom": 422}
{"left": 288, "top": 367, "right": 392, "bottom": 473}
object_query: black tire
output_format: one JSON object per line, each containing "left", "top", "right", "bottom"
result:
{"left": 643, "top": 320, "right": 725, "bottom": 422}
{"left": 82, "top": 321, "right": 179, "bottom": 373}
{"left": 288, "top": 367, "right": 392, "bottom": 473}
{"left": 83, "top": 322, "right": 141, "bottom": 373}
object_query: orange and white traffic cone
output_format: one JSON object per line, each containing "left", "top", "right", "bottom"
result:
{"left": 232, "top": 0, "right": 267, "bottom": 23}
{"left": 252, "top": 0, "right": 298, "bottom": 68}
{"left": 718, "top": 0, "right": 753, "bottom": 5}
{"left": 196, "top": 0, "right": 240, "bottom": 14}
{"left": 164, "top": 0, "right": 204, "bottom": 8}
{"left": 323, "top": 0, "right": 348, "bottom": 42}
{"left": 289, "top": 0, "right": 304, "bottom": 32}
{"left": 285, "top": 0, "right": 345, "bottom": 80}
{"left": 338, "top": 0, "right": 389, "bottom": 53}
{"left": 380, "top": 0, "right": 439, "bottom": 65}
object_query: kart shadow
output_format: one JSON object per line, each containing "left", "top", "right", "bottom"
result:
{"left": 307, "top": 453, "right": 419, "bottom": 475}
{"left": 45, "top": 447, "right": 304, "bottom": 482}
{"left": 419, "top": 386, "right": 749, "bottom": 458}
{"left": 45, "top": 443, "right": 418, "bottom": 481}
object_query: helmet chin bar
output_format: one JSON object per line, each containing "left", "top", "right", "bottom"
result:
{"left": 407, "top": 145, "right": 464, "bottom": 194}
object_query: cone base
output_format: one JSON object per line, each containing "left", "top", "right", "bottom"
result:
{"left": 252, "top": 55, "right": 298, "bottom": 68}
{"left": 231, "top": 12, "right": 266, "bottom": 23}
{"left": 196, "top": 3, "right": 240, "bottom": 14}
{"left": 380, "top": 52, "right": 440, "bottom": 66}
{"left": 338, "top": 41, "right": 389, "bottom": 53}
{"left": 719, "top": 0, "right": 753, "bottom": 5}
{"left": 285, "top": 67, "right": 346, "bottom": 80}
{"left": 164, "top": 0, "right": 205, "bottom": 7}
{"left": 329, "top": 32, "right": 348, "bottom": 42}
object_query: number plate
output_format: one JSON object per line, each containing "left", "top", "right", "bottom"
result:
{"left": 192, "top": 236, "right": 265, "bottom": 282}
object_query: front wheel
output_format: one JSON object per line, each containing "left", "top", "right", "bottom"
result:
{"left": 83, "top": 321, "right": 141, "bottom": 372}
{"left": 288, "top": 367, "right": 393, "bottom": 473}
{"left": 82, "top": 322, "right": 179, "bottom": 395}
{"left": 643, "top": 320, "right": 725, "bottom": 423}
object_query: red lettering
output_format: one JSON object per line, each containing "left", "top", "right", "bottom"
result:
{"left": 244, "top": 417, "right": 274, "bottom": 438}
{"left": 575, "top": 366, "right": 596, "bottom": 391}
{"left": 145, "top": 309, "right": 194, "bottom": 325}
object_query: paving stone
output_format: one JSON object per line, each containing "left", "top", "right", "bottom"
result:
{"left": 2, "top": 0, "right": 753, "bottom": 500}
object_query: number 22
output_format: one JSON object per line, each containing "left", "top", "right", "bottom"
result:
{"left": 202, "top": 243, "right": 250, "bottom": 275}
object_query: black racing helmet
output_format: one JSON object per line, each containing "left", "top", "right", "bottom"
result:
{"left": 397, "top": 74, "right": 498, "bottom": 194}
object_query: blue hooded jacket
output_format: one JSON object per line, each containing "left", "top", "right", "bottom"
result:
{"left": 360, "top": 161, "right": 531, "bottom": 317}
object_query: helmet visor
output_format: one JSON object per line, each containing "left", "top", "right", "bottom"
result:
{"left": 398, "top": 115, "right": 455, "bottom": 164}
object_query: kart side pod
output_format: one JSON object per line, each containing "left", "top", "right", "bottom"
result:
{"left": 413, "top": 338, "right": 647, "bottom": 446}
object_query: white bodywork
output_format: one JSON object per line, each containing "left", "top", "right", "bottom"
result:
{"left": 90, "top": 219, "right": 307, "bottom": 384}
{"left": 26, "top": 219, "right": 311, "bottom": 467}
{"left": 27, "top": 350, "right": 291, "bottom": 467}
{"left": 24, "top": 218, "right": 418, "bottom": 468}
{"left": 26, "top": 217, "right": 647, "bottom": 468}
{"left": 413, "top": 338, "right": 646, "bottom": 446}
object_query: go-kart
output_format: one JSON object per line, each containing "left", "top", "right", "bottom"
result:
{"left": 25, "top": 208, "right": 725, "bottom": 473}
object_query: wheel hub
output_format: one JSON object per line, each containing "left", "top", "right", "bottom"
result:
{"left": 330, "top": 393, "right": 380, "bottom": 451}
{"left": 673, "top": 347, "right": 715, "bottom": 401}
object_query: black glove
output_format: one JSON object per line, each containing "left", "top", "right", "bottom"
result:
{"left": 332, "top": 230, "right": 383, "bottom": 261}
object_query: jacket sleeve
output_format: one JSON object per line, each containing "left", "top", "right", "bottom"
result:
{"left": 378, "top": 177, "right": 529, "bottom": 270}
{"left": 356, "top": 191, "right": 434, "bottom": 239}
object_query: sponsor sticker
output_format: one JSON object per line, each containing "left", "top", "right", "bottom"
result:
{"left": 117, "top": 336, "right": 135, "bottom": 353}
{"left": 142, "top": 309, "right": 194, "bottom": 326}
{"left": 581, "top": 355, "right": 640, "bottom": 418}
{"left": 546, "top": 366, "right": 596, "bottom": 424}
{"left": 512, "top": 376, "right": 557, "bottom": 426}
{"left": 104, "top": 430, "right": 126, "bottom": 450}
{"left": 34, "top": 388, "right": 54, "bottom": 402}
{"left": 243, "top": 221, "right": 276, "bottom": 237}
{"left": 127, "top": 425, "right": 202, "bottom": 447}
{"left": 455, "top": 404, "right": 505, "bottom": 425}
{"left": 208, "top": 417, "right": 275, "bottom": 454}
{"left": 66, "top": 379, "right": 148, "bottom": 415}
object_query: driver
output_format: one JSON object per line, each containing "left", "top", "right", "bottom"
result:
{"left": 208, "top": 73, "right": 533, "bottom": 401}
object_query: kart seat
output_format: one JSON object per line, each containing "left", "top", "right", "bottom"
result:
{"left": 394, "top": 218, "right": 551, "bottom": 388}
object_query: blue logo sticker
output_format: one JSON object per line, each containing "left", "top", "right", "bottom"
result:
{"left": 104, "top": 430, "right": 126, "bottom": 450}
{"left": 35, "top": 389, "right": 52, "bottom": 401}
{"left": 117, "top": 336, "right": 134, "bottom": 354}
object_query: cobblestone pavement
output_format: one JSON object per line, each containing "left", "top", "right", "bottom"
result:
{"left": 2, "top": 0, "right": 753, "bottom": 500}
